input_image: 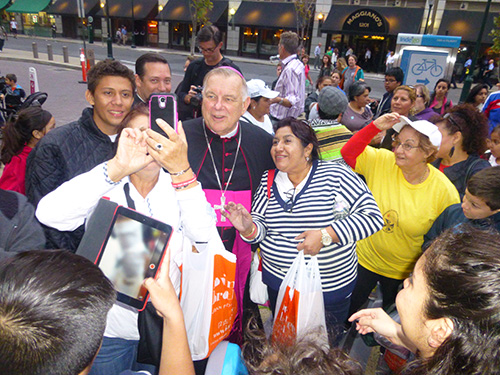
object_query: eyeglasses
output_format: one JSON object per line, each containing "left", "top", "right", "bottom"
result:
{"left": 392, "top": 137, "right": 420, "bottom": 151}
{"left": 385, "top": 79, "right": 397, "bottom": 83}
{"left": 198, "top": 45, "right": 217, "bottom": 53}
{"left": 443, "top": 113, "right": 462, "bottom": 132}
{"left": 284, "top": 188, "right": 296, "bottom": 213}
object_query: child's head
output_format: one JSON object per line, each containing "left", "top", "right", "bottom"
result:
{"left": 462, "top": 166, "right": 500, "bottom": 219}
{"left": 487, "top": 124, "right": 500, "bottom": 159}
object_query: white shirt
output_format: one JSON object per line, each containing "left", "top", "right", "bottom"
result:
{"left": 241, "top": 111, "right": 274, "bottom": 134}
{"left": 37, "top": 162, "right": 218, "bottom": 340}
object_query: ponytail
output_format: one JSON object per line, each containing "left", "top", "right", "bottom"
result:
{"left": 0, "top": 107, "right": 52, "bottom": 165}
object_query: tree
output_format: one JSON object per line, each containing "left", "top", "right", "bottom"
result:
{"left": 189, "top": 0, "right": 213, "bottom": 55}
{"left": 490, "top": 15, "right": 500, "bottom": 54}
{"left": 295, "top": 0, "right": 315, "bottom": 51}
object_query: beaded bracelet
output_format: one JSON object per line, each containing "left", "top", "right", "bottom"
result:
{"left": 169, "top": 166, "right": 191, "bottom": 176}
{"left": 103, "top": 162, "right": 120, "bottom": 186}
{"left": 171, "top": 175, "right": 197, "bottom": 190}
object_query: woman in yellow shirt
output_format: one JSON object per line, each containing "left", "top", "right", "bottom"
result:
{"left": 341, "top": 113, "right": 460, "bottom": 315}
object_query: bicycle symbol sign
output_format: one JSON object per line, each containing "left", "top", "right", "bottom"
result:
{"left": 411, "top": 59, "right": 443, "bottom": 77}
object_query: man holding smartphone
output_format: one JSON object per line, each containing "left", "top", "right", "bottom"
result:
{"left": 134, "top": 53, "right": 172, "bottom": 106}
{"left": 177, "top": 25, "right": 241, "bottom": 121}
{"left": 26, "top": 60, "right": 135, "bottom": 251}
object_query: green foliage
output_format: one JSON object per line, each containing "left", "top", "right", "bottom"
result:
{"left": 490, "top": 15, "right": 500, "bottom": 54}
{"left": 189, "top": 0, "right": 213, "bottom": 54}
{"left": 294, "top": 0, "right": 315, "bottom": 46}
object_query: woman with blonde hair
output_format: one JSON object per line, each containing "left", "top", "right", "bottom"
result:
{"left": 413, "top": 84, "right": 435, "bottom": 121}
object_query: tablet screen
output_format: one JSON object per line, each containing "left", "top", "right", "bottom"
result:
{"left": 98, "top": 211, "right": 170, "bottom": 307}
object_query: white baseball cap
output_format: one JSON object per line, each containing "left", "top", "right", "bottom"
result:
{"left": 393, "top": 116, "right": 442, "bottom": 148}
{"left": 246, "top": 79, "right": 279, "bottom": 99}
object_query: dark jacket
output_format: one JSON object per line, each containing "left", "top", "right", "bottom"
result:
{"left": 431, "top": 154, "right": 490, "bottom": 200}
{"left": 0, "top": 189, "right": 45, "bottom": 259}
{"left": 25, "top": 108, "right": 117, "bottom": 251}
{"left": 423, "top": 203, "right": 500, "bottom": 250}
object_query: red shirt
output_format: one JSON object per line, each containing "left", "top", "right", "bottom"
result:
{"left": 0, "top": 145, "right": 32, "bottom": 194}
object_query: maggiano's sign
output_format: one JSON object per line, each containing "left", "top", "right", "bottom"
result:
{"left": 343, "top": 8, "right": 388, "bottom": 34}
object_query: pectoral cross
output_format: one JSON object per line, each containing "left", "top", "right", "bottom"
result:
{"left": 214, "top": 195, "right": 226, "bottom": 222}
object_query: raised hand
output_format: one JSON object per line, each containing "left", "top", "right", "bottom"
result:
{"left": 107, "top": 127, "right": 154, "bottom": 182}
{"left": 146, "top": 119, "right": 190, "bottom": 174}
{"left": 348, "top": 308, "right": 399, "bottom": 337}
{"left": 373, "top": 112, "right": 401, "bottom": 131}
{"left": 221, "top": 201, "right": 254, "bottom": 235}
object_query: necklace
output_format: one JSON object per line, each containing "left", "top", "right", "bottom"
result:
{"left": 418, "top": 166, "right": 429, "bottom": 184}
{"left": 203, "top": 120, "right": 242, "bottom": 222}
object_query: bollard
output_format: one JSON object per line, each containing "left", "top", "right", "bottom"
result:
{"left": 32, "top": 42, "right": 38, "bottom": 59}
{"left": 86, "top": 49, "right": 95, "bottom": 70}
{"left": 62, "top": 46, "right": 69, "bottom": 63}
{"left": 79, "top": 48, "right": 87, "bottom": 83}
{"left": 47, "top": 44, "right": 53, "bottom": 61}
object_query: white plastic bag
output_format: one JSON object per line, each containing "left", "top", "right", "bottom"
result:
{"left": 180, "top": 238, "right": 237, "bottom": 360}
{"left": 272, "top": 251, "right": 327, "bottom": 345}
{"left": 249, "top": 249, "right": 268, "bottom": 305}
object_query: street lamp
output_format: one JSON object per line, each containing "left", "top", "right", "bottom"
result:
{"left": 424, "top": 0, "right": 434, "bottom": 34}
{"left": 131, "top": 0, "right": 136, "bottom": 48}
{"left": 229, "top": 8, "right": 235, "bottom": 31}
{"left": 101, "top": 0, "right": 113, "bottom": 59}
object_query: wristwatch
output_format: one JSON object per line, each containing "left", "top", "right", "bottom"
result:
{"left": 321, "top": 228, "right": 332, "bottom": 246}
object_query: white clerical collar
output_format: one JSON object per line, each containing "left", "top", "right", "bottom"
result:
{"left": 217, "top": 123, "right": 239, "bottom": 138}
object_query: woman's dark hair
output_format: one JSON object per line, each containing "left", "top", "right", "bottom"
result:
{"left": 432, "top": 104, "right": 488, "bottom": 155}
{"left": 315, "top": 75, "right": 333, "bottom": 90}
{"left": 409, "top": 227, "right": 500, "bottom": 375}
{"left": 242, "top": 318, "right": 363, "bottom": 375}
{"left": 322, "top": 54, "right": 332, "bottom": 68}
{"left": 120, "top": 102, "right": 149, "bottom": 129}
{"left": 467, "top": 166, "right": 500, "bottom": 211}
{"left": 430, "top": 78, "right": 451, "bottom": 103}
{"left": 1, "top": 106, "right": 53, "bottom": 165}
{"left": 465, "top": 83, "right": 489, "bottom": 105}
{"left": 274, "top": 117, "right": 320, "bottom": 161}
{"left": 348, "top": 81, "right": 371, "bottom": 102}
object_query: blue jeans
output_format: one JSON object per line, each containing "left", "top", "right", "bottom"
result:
{"left": 89, "top": 337, "right": 157, "bottom": 375}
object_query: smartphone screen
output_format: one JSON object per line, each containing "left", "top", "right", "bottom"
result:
{"left": 149, "top": 94, "right": 177, "bottom": 138}
{"left": 96, "top": 207, "right": 172, "bottom": 310}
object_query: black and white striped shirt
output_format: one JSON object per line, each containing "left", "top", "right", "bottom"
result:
{"left": 246, "top": 160, "right": 383, "bottom": 294}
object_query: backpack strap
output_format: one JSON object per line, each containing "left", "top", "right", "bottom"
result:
{"left": 267, "top": 169, "right": 276, "bottom": 199}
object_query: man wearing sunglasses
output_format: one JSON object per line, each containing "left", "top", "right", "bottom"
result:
{"left": 177, "top": 25, "right": 241, "bottom": 121}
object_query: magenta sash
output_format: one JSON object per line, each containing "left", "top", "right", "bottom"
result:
{"left": 204, "top": 189, "right": 252, "bottom": 227}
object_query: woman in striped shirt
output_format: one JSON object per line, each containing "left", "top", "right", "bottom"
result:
{"left": 223, "top": 117, "right": 383, "bottom": 342}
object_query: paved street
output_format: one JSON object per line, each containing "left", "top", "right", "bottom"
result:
{"left": 0, "top": 34, "right": 468, "bottom": 127}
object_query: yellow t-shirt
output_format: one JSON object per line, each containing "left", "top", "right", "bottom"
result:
{"left": 354, "top": 146, "right": 460, "bottom": 279}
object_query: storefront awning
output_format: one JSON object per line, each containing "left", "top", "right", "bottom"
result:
{"left": 0, "top": 0, "right": 10, "bottom": 11}
{"left": 45, "top": 0, "right": 100, "bottom": 16}
{"left": 322, "top": 5, "right": 424, "bottom": 35}
{"left": 157, "top": 0, "right": 227, "bottom": 23}
{"left": 438, "top": 10, "right": 496, "bottom": 43}
{"left": 95, "top": 0, "right": 158, "bottom": 19}
{"left": 6, "top": 0, "right": 51, "bottom": 13}
{"left": 233, "top": 1, "right": 297, "bottom": 28}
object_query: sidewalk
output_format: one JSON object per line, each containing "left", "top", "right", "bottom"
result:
{"left": 1, "top": 34, "right": 386, "bottom": 81}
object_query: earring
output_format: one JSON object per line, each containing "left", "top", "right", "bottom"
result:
{"left": 306, "top": 156, "right": 310, "bottom": 162}
{"left": 449, "top": 146, "right": 455, "bottom": 158}
{"left": 252, "top": 106, "right": 256, "bottom": 110}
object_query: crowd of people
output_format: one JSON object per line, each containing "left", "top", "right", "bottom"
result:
{"left": 2, "top": 25, "right": 500, "bottom": 375}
